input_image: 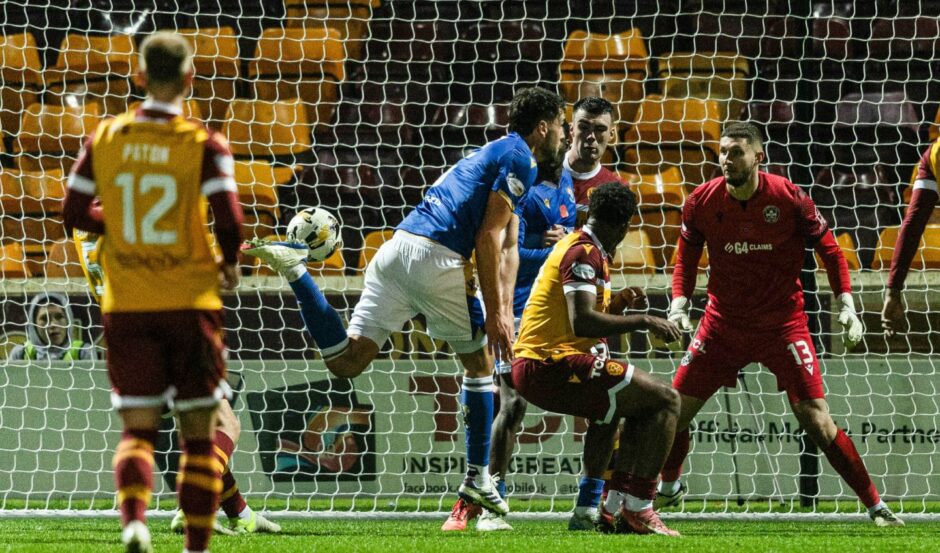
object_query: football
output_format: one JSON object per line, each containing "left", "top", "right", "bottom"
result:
{"left": 287, "top": 207, "right": 342, "bottom": 263}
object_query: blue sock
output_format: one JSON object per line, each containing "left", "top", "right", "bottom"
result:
{"left": 290, "top": 272, "right": 348, "bottom": 357}
{"left": 461, "top": 376, "right": 493, "bottom": 479}
{"left": 495, "top": 477, "right": 507, "bottom": 499}
{"left": 577, "top": 477, "right": 605, "bottom": 508}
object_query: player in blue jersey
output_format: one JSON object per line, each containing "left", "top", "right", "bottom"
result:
{"left": 245, "top": 87, "right": 567, "bottom": 516}
{"left": 442, "top": 161, "right": 578, "bottom": 531}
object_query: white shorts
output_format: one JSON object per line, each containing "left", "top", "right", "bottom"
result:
{"left": 348, "top": 231, "right": 486, "bottom": 352}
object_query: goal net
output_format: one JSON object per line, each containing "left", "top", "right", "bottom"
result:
{"left": 0, "top": 0, "right": 938, "bottom": 517}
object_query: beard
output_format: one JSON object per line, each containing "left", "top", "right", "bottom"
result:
{"left": 725, "top": 164, "right": 755, "bottom": 188}
{"left": 537, "top": 143, "right": 566, "bottom": 183}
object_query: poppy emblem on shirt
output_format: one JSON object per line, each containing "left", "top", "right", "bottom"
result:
{"left": 764, "top": 205, "right": 780, "bottom": 223}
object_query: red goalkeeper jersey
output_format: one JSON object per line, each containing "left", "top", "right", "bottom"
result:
{"left": 674, "top": 171, "right": 848, "bottom": 329}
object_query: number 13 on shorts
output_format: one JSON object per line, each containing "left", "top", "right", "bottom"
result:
{"left": 787, "top": 339, "right": 815, "bottom": 374}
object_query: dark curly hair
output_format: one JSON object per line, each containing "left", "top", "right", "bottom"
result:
{"left": 508, "top": 86, "right": 565, "bottom": 136}
{"left": 588, "top": 182, "right": 637, "bottom": 227}
{"left": 572, "top": 96, "right": 613, "bottom": 118}
{"left": 721, "top": 121, "right": 763, "bottom": 150}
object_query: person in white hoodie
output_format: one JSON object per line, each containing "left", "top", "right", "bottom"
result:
{"left": 9, "top": 293, "right": 95, "bottom": 361}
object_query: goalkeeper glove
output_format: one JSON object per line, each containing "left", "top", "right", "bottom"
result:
{"left": 667, "top": 296, "right": 694, "bottom": 333}
{"left": 837, "top": 293, "right": 864, "bottom": 349}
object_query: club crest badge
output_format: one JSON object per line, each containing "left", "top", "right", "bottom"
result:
{"left": 763, "top": 205, "right": 780, "bottom": 223}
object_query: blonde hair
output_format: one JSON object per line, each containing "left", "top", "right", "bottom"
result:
{"left": 139, "top": 31, "right": 193, "bottom": 89}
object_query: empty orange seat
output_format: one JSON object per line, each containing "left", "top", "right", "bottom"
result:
{"left": 0, "top": 33, "right": 43, "bottom": 138}
{"left": 248, "top": 27, "right": 346, "bottom": 131}
{"left": 44, "top": 239, "right": 85, "bottom": 278}
{"left": 873, "top": 225, "right": 940, "bottom": 270}
{"left": 667, "top": 241, "right": 710, "bottom": 270}
{"left": 622, "top": 95, "right": 722, "bottom": 185}
{"left": 658, "top": 52, "right": 751, "bottom": 121}
{"left": 223, "top": 99, "right": 312, "bottom": 183}
{"left": 621, "top": 167, "right": 688, "bottom": 210}
{"left": 128, "top": 99, "right": 204, "bottom": 122}
{"left": 358, "top": 229, "right": 394, "bottom": 270}
{"left": 0, "top": 242, "right": 31, "bottom": 278}
{"left": 284, "top": 0, "right": 378, "bottom": 59}
{"left": 14, "top": 103, "right": 101, "bottom": 173}
{"left": 0, "top": 169, "right": 68, "bottom": 246}
{"left": 46, "top": 33, "right": 136, "bottom": 115}
{"left": 234, "top": 160, "right": 280, "bottom": 238}
{"left": 179, "top": 27, "right": 239, "bottom": 129}
{"left": 611, "top": 228, "right": 655, "bottom": 274}
{"left": 559, "top": 29, "right": 648, "bottom": 127}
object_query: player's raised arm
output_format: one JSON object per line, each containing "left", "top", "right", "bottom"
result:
{"left": 882, "top": 143, "right": 940, "bottom": 336}
{"left": 668, "top": 194, "right": 704, "bottom": 334}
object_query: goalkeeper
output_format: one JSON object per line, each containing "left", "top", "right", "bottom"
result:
{"left": 658, "top": 122, "right": 902, "bottom": 527}
{"left": 74, "top": 229, "right": 280, "bottom": 535}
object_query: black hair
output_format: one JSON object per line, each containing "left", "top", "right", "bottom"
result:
{"left": 572, "top": 96, "right": 614, "bottom": 118}
{"left": 721, "top": 121, "right": 763, "bottom": 149}
{"left": 508, "top": 86, "right": 565, "bottom": 136}
{"left": 588, "top": 182, "right": 637, "bottom": 226}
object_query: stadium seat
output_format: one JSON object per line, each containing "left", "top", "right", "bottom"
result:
{"left": 621, "top": 168, "right": 686, "bottom": 269}
{"left": 559, "top": 29, "right": 649, "bottom": 127}
{"left": 833, "top": 91, "right": 919, "bottom": 185}
{"left": 868, "top": 16, "right": 940, "bottom": 61}
{"left": 249, "top": 27, "right": 346, "bottom": 131}
{"left": 0, "top": 32, "right": 43, "bottom": 139}
{"left": 611, "top": 228, "right": 655, "bottom": 274}
{"left": 426, "top": 102, "right": 510, "bottom": 148}
{"left": 43, "top": 239, "right": 84, "bottom": 278}
{"left": 817, "top": 231, "right": 861, "bottom": 271}
{"left": 622, "top": 95, "right": 722, "bottom": 185}
{"left": 451, "top": 19, "right": 547, "bottom": 101}
{"left": 45, "top": 33, "right": 136, "bottom": 116}
{"left": 681, "top": 10, "right": 773, "bottom": 58}
{"left": 658, "top": 52, "right": 750, "bottom": 122}
{"left": 333, "top": 81, "right": 424, "bottom": 148}
{"left": 667, "top": 240, "right": 710, "bottom": 270}
{"left": 0, "top": 241, "right": 31, "bottom": 278}
{"left": 14, "top": 103, "right": 100, "bottom": 173}
{"left": 128, "top": 99, "right": 203, "bottom": 121}
{"left": 358, "top": 229, "right": 394, "bottom": 270}
{"left": 873, "top": 225, "right": 940, "bottom": 271}
{"left": 177, "top": 27, "right": 239, "bottom": 130}
{"left": 223, "top": 98, "right": 312, "bottom": 183}
{"left": 284, "top": 0, "right": 379, "bottom": 59}
{"left": 0, "top": 169, "right": 68, "bottom": 252}
{"left": 810, "top": 2, "right": 853, "bottom": 60}
{"left": 234, "top": 160, "right": 280, "bottom": 239}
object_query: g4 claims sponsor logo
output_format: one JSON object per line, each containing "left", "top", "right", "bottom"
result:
{"left": 724, "top": 241, "right": 774, "bottom": 255}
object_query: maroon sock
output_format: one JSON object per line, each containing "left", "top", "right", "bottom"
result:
{"left": 609, "top": 471, "right": 632, "bottom": 494}
{"left": 823, "top": 429, "right": 881, "bottom": 508}
{"left": 179, "top": 438, "right": 222, "bottom": 552}
{"left": 661, "top": 427, "right": 690, "bottom": 482}
{"left": 626, "top": 475, "right": 658, "bottom": 501}
{"left": 212, "top": 431, "right": 247, "bottom": 518}
{"left": 114, "top": 429, "right": 157, "bottom": 526}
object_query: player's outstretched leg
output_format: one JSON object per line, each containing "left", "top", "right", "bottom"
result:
{"left": 569, "top": 422, "right": 616, "bottom": 531}
{"left": 114, "top": 426, "right": 158, "bottom": 553}
{"left": 243, "top": 239, "right": 349, "bottom": 359}
{"left": 604, "top": 368, "right": 682, "bottom": 537}
{"left": 793, "top": 399, "right": 904, "bottom": 527}
{"left": 476, "top": 374, "right": 525, "bottom": 531}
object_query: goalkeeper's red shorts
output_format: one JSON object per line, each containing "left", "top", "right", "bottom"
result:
{"left": 511, "top": 354, "right": 635, "bottom": 424}
{"left": 673, "top": 313, "right": 824, "bottom": 404}
{"left": 103, "top": 309, "right": 230, "bottom": 412}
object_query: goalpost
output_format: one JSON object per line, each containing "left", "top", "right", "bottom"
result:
{"left": 0, "top": 1, "right": 938, "bottom": 519}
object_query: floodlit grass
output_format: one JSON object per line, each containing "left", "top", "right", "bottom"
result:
{"left": 0, "top": 517, "right": 937, "bottom": 553}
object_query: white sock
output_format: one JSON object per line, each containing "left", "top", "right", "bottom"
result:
{"left": 468, "top": 464, "right": 490, "bottom": 486}
{"left": 624, "top": 494, "right": 652, "bottom": 512}
{"left": 284, "top": 263, "right": 307, "bottom": 282}
{"left": 238, "top": 506, "right": 253, "bottom": 520}
{"left": 574, "top": 506, "right": 598, "bottom": 518}
{"left": 659, "top": 479, "right": 681, "bottom": 496}
{"left": 604, "top": 490, "right": 625, "bottom": 513}
{"left": 868, "top": 501, "right": 887, "bottom": 515}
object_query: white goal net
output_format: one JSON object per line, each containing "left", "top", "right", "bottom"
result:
{"left": 0, "top": 0, "right": 938, "bottom": 517}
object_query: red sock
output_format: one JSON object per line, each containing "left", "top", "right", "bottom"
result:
{"left": 626, "top": 475, "right": 658, "bottom": 501}
{"left": 213, "top": 431, "right": 248, "bottom": 518}
{"left": 609, "top": 471, "right": 632, "bottom": 494}
{"left": 823, "top": 429, "right": 880, "bottom": 508}
{"left": 114, "top": 429, "right": 157, "bottom": 526}
{"left": 178, "top": 438, "right": 222, "bottom": 552}
{"left": 661, "top": 427, "right": 690, "bottom": 482}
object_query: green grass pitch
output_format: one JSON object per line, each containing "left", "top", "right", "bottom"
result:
{"left": 0, "top": 517, "right": 937, "bottom": 553}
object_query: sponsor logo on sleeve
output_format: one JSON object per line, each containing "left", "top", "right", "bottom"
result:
{"left": 507, "top": 172, "right": 526, "bottom": 197}
{"left": 572, "top": 263, "right": 596, "bottom": 280}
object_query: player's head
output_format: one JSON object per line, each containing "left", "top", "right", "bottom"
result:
{"left": 136, "top": 31, "right": 194, "bottom": 100}
{"left": 569, "top": 97, "right": 616, "bottom": 167}
{"left": 719, "top": 122, "right": 764, "bottom": 188}
{"left": 586, "top": 182, "right": 637, "bottom": 248}
{"left": 509, "top": 86, "right": 567, "bottom": 179}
